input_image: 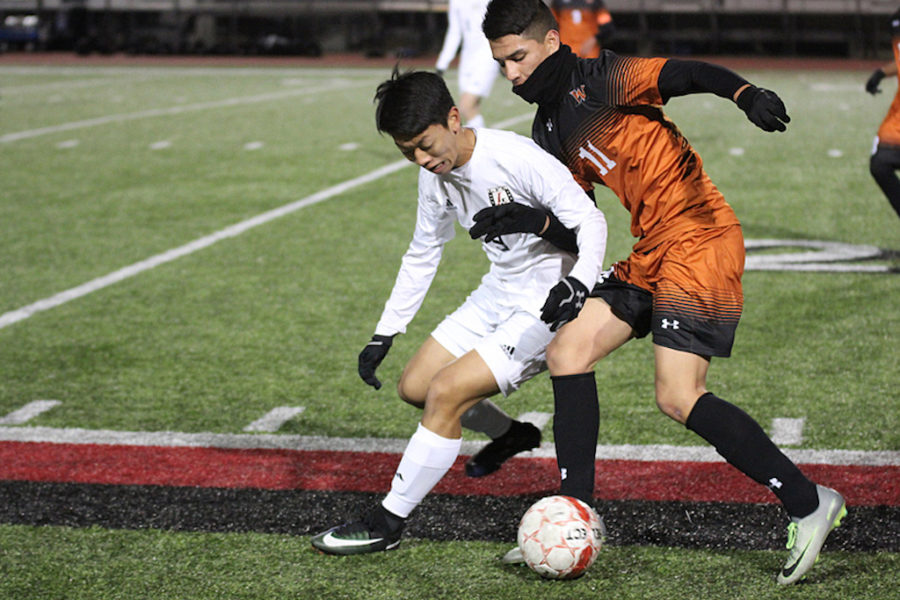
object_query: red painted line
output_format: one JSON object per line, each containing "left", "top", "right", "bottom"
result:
{"left": 1, "top": 441, "right": 896, "bottom": 506}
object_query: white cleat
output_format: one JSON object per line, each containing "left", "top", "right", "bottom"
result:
{"left": 777, "top": 485, "right": 847, "bottom": 585}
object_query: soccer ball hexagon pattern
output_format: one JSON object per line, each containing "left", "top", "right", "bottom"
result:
{"left": 517, "top": 495, "right": 605, "bottom": 579}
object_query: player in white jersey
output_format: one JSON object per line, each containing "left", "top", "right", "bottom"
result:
{"left": 436, "top": 0, "right": 500, "bottom": 128}
{"left": 311, "top": 69, "right": 607, "bottom": 555}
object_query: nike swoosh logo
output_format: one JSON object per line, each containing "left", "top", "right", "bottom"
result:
{"left": 320, "top": 531, "right": 384, "bottom": 549}
{"left": 781, "top": 540, "right": 813, "bottom": 577}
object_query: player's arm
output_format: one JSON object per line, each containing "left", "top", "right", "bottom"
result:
{"left": 866, "top": 61, "right": 898, "bottom": 95}
{"left": 469, "top": 203, "right": 578, "bottom": 254}
{"left": 360, "top": 194, "right": 453, "bottom": 389}
{"left": 658, "top": 59, "right": 790, "bottom": 132}
{"left": 435, "top": 1, "right": 462, "bottom": 74}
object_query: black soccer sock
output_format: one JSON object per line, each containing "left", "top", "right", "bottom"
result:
{"left": 685, "top": 392, "right": 819, "bottom": 518}
{"left": 551, "top": 372, "right": 599, "bottom": 505}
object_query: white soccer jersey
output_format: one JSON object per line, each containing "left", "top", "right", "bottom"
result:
{"left": 374, "top": 128, "right": 607, "bottom": 337}
{"left": 435, "top": 0, "right": 499, "bottom": 97}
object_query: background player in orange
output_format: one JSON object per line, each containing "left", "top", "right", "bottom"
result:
{"left": 865, "top": 8, "right": 900, "bottom": 219}
{"left": 548, "top": 0, "right": 614, "bottom": 58}
{"left": 482, "top": 0, "right": 845, "bottom": 585}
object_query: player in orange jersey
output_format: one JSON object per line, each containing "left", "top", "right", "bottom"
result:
{"left": 865, "top": 8, "right": 900, "bottom": 219}
{"left": 481, "top": 0, "right": 846, "bottom": 584}
{"left": 549, "top": 0, "right": 614, "bottom": 58}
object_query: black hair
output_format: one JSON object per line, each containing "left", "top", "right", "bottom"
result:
{"left": 482, "top": 0, "right": 558, "bottom": 42}
{"left": 374, "top": 67, "right": 455, "bottom": 140}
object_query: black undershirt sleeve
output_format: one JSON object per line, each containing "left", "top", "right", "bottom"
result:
{"left": 658, "top": 59, "right": 750, "bottom": 104}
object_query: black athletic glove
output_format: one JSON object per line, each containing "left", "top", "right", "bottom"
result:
{"left": 540, "top": 276, "right": 588, "bottom": 332}
{"left": 736, "top": 86, "right": 790, "bottom": 132}
{"left": 866, "top": 68, "right": 886, "bottom": 95}
{"left": 469, "top": 203, "right": 548, "bottom": 243}
{"left": 358, "top": 334, "right": 395, "bottom": 390}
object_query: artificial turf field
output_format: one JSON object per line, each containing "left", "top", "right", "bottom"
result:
{"left": 0, "top": 53, "right": 898, "bottom": 599}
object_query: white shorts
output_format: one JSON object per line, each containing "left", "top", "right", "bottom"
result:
{"left": 431, "top": 284, "right": 553, "bottom": 396}
{"left": 458, "top": 54, "right": 499, "bottom": 98}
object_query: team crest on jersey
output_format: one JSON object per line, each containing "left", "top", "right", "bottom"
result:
{"left": 569, "top": 84, "right": 587, "bottom": 105}
{"left": 488, "top": 186, "right": 515, "bottom": 206}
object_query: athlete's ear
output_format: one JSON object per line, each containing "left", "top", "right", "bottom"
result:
{"left": 447, "top": 106, "right": 462, "bottom": 134}
{"left": 544, "top": 29, "right": 561, "bottom": 53}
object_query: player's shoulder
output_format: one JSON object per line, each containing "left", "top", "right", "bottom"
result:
{"left": 475, "top": 128, "right": 551, "bottom": 163}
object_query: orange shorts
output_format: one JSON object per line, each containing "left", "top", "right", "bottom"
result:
{"left": 591, "top": 224, "right": 745, "bottom": 357}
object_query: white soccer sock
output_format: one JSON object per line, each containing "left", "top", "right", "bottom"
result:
{"left": 460, "top": 399, "right": 512, "bottom": 440}
{"left": 466, "top": 114, "right": 485, "bottom": 129}
{"left": 382, "top": 423, "right": 462, "bottom": 518}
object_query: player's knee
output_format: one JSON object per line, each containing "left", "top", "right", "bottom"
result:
{"left": 870, "top": 152, "right": 894, "bottom": 179}
{"left": 396, "top": 374, "right": 425, "bottom": 409}
{"left": 654, "top": 388, "right": 700, "bottom": 425}
{"left": 546, "top": 335, "right": 594, "bottom": 375}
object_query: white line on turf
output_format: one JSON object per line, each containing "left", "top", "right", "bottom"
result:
{"left": 0, "top": 80, "right": 369, "bottom": 144}
{"left": 0, "top": 401, "right": 61, "bottom": 425}
{"left": 770, "top": 418, "right": 805, "bottom": 446}
{"left": 243, "top": 407, "right": 306, "bottom": 433}
{"left": 0, "top": 424, "right": 896, "bottom": 466}
{"left": 0, "top": 113, "right": 534, "bottom": 331}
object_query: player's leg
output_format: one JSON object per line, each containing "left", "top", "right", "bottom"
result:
{"left": 311, "top": 350, "right": 498, "bottom": 555}
{"left": 657, "top": 345, "right": 845, "bottom": 584}
{"left": 457, "top": 92, "right": 484, "bottom": 128}
{"left": 399, "top": 309, "right": 534, "bottom": 474}
{"left": 653, "top": 224, "right": 844, "bottom": 583}
{"left": 869, "top": 142, "right": 900, "bottom": 218}
{"left": 545, "top": 296, "right": 633, "bottom": 504}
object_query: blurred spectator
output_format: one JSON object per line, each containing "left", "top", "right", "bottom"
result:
{"left": 865, "top": 8, "right": 900, "bottom": 219}
{"left": 435, "top": 0, "right": 500, "bottom": 128}
{"left": 549, "top": 0, "right": 614, "bottom": 58}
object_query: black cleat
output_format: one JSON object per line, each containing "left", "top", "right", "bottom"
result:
{"left": 465, "top": 420, "right": 541, "bottom": 478}
{"left": 311, "top": 505, "right": 404, "bottom": 555}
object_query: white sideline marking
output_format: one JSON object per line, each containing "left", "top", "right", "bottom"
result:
{"left": 0, "top": 159, "right": 408, "bottom": 330}
{"left": 517, "top": 411, "right": 552, "bottom": 431}
{"left": 0, "top": 80, "right": 367, "bottom": 144}
{"left": 0, "top": 425, "right": 896, "bottom": 466}
{"left": 771, "top": 418, "right": 804, "bottom": 446}
{"left": 243, "top": 141, "right": 264, "bottom": 151}
{"left": 243, "top": 407, "right": 306, "bottom": 433}
{"left": 150, "top": 140, "right": 172, "bottom": 150}
{"left": 0, "top": 401, "right": 61, "bottom": 425}
{"left": 0, "top": 113, "right": 533, "bottom": 331}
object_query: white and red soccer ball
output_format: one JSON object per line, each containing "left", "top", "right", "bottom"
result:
{"left": 517, "top": 495, "right": 605, "bottom": 579}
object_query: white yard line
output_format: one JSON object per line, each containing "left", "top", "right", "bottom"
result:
{"left": 0, "top": 113, "right": 534, "bottom": 331}
{"left": 243, "top": 407, "right": 306, "bottom": 433}
{"left": 0, "top": 401, "right": 61, "bottom": 425}
{"left": 0, "top": 79, "right": 368, "bottom": 144}
{"left": 0, "top": 424, "right": 896, "bottom": 466}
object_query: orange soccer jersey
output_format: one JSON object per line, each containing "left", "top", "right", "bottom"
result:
{"left": 877, "top": 35, "right": 900, "bottom": 146}
{"left": 530, "top": 53, "right": 745, "bottom": 349}
{"left": 551, "top": 0, "right": 612, "bottom": 58}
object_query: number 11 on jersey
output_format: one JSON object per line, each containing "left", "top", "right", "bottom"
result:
{"left": 579, "top": 141, "right": 617, "bottom": 176}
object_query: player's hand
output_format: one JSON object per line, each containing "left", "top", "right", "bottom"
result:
{"left": 358, "top": 334, "right": 395, "bottom": 390}
{"left": 866, "top": 68, "right": 885, "bottom": 95}
{"left": 736, "top": 86, "right": 790, "bottom": 132}
{"left": 540, "top": 276, "right": 588, "bottom": 332}
{"left": 469, "top": 203, "right": 547, "bottom": 243}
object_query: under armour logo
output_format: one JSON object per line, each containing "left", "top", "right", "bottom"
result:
{"left": 560, "top": 467, "right": 568, "bottom": 480}
{"left": 546, "top": 118, "right": 553, "bottom": 132}
{"left": 661, "top": 319, "right": 680, "bottom": 330}
{"left": 768, "top": 477, "right": 783, "bottom": 490}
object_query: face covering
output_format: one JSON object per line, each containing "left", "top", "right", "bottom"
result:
{"left": 512, "top": 43, "right": 578, "bottom": 106}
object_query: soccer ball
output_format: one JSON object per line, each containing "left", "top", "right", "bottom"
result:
{"left": 517, "top": 495, "right": 605, "bottom": 579}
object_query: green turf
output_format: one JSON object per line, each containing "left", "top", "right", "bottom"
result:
{"left": 0, "top": 62, "right": 897, "bottom": 596}
{"left": 0, "top": 524, "right": 896, "bottom": 600}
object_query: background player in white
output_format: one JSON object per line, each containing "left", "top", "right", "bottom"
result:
{"left": 311, "top": 69, "right": 607, "bottom": 554}
{"left": 435, "top": 0, "right": 500, "bottom": 128}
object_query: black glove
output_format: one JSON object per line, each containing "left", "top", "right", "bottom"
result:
{"left": 866, "top": 68, "right": 885, "bottom": 95}
{"left": 540, "top": 276, "right": 588, "bottom": 332}
{"left": 469, "top": 203, "right": 547, "bottom": 243}
{"left": 358, "top": 334, "right": 395, "bottom": 390}
{"left": 736, "top": 86, "right": 790, "bottom": 132}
